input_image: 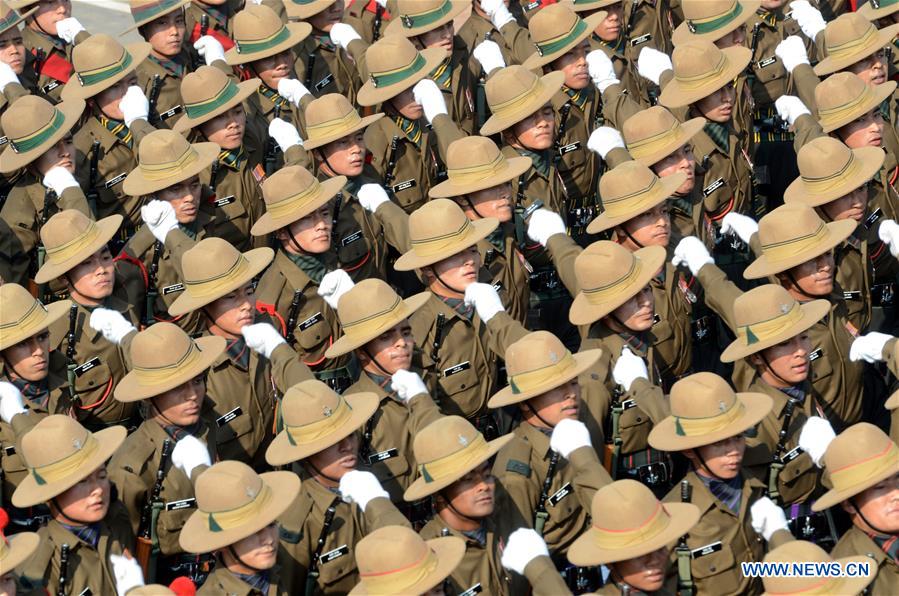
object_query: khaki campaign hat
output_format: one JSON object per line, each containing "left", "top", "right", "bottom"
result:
{"left": 672, "top": 0, "right": 761, "bottom": 45}
{"left": 658, "top": 40, "right": 752, "bottom": 109}
{"left": 225, "top": 5, "right": 311, "bottom": 66}
{"left": 569, "top": 241, "right": 666, "bottom": 326}
{"left": 815, "top": 72, "right": 897, "bottom": 133}
{"left": 302, "top": 93, "right": 384, "bottom": 150}
{"left": 719, "top": 284, "right": 829, "bottom": 363}
{"left": 35, "top": 211, "right": 123, "bottom": 284}
{"left": 622, "top": 106, "right": 706, "bottom": 167}
{"left": 168, "top": 238, "right": 274, "bottom": 316}
{"left": 784, "top": 136, "right": 885, "bottom": 208}
{"left": 357, "top": 36, "right": 447, "bottom": 107}
{"left": 814, "top": 12, "right": 899, "bottom": 77}
{"left": 521, "top": 3, "right": 606, "bottom": 70}
{"left": 428, "top": 135, "right": 532, "bottom": 198}
{"left": 761, "top": 540, "right": 875, "bottom": 596}
{"left": 489, "top": 330, "right": 602, "bottom": 408}
{"left": 0, "top": 283, "right": 71, "bottom": 352}
{"left": 743, "top": 203, "right": 856, "bottom": 280}
{"left": 284, "top": 0, "right": 337, "bottom": 20}
{"left": 12, "top": 415, "right": 127, "bottom": 507}
{"left": 61, "top": 34, "right": 150, "bottom": 101}
{"left": 0, "top": 2, "right": 37, "bottom": 37}
{"left": 480, "top": 65, "right": 565, "bottom": 136}
{"left": 565, "top": 0, "right": 621, "bottom": 13}
{"left": 0, "top": 95, "right": 85, "bottom": 173}
{"left": 0, "top": 508, "right": 39, "bottom": 576}
{"left": 250, "top": 165, "right": 346, "bottom": 236}
{"left": 114, "top": 323, "right": 226, "bottom": 403}
{"left": 325, "top": 278, "right": 430, "bottom": 358}
{"left": 123, "top": 129, "right": 220, "bottom": 197}
{"left": 394, "top": 198, "right": 498, "bottom": 271}
{"left": 122, "top": 0, "right": 190, "bottom": 34}
{"left": 384, "top": 0, "right": 470, "bottom": 38}
{"left": 568, "top": 479, "right": 701, "bottom": 566}
{"left": 180, "top": 460, "right": 300, "bottom": 553}
{"left": 859, "top": 0, "right": 899, "bottom": 21}
{"left": 586, "top": 161, "right": 686, "bottom": 234}
{"left": 648, "top": 372, "right": 772, "bottom": 452}
{"left": 404, "top": 416, "right": 514, "bottom": 501}
{"left": 265, "top": 379, "right": 379, "bottom": 466}
{"left": 174, "top": 66, "right": 261, "bottom": 133}
{"left": 351, "top": 525, "right": 466, "bottom": 595}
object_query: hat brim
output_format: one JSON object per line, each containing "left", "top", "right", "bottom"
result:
{"left": 586, "top": 173, "right": 686, "bottom": 234}
{"left": 250, "top": 175, "right": 347, "bottom": 236}
{"left": 34, "top": 215, "right": 124, "bottom": 284}
{"left": 114, "top": 335, "right": 227, "bottom": 402}
{"left": 357, "top": 47, "right": 448, "bottom": 107}
{"left": 168, "top": 247, "right": 275, "bottom": 316}
{"left": 480, "top": 70, "right": 566, "bottom": 136}
{"left": 858, "top": 1, "right": 899, "bottom": 21}
{"left": 180, "top": 470, "right": 301, "bottom": 553}
{"left": 488, "top": 348, "right": 603, "bottom": 408}
{"left": 568, "top": 0, "right": 628, "bottom": 11}
{"left": 0, "top": 5, "right": 37, "bottom": 36}
{"left": 761, "top": 555, "right": 875, "bottom": 596}
{"left": 720, "top": 299, "right": 830, "bottom": 363}
{"left": 225, "top": 22, "right": 312, "bottom": 66}
{"left": 326, "top": 291, "right": 431, "bottom": 358}
{"left": 521, "top": 11, "right": 607, "bottom": 70}
{"left": 303, "top": 112, "right": 384, "bottom": 151}
{"left": 743, "top": 219, "right": 857, "bottom": 279}
{"left": 429, "top": 155, "right": 533, "bottom": 198}
{"left": 11, "top": 425, "right": 127, "bottom": 508}
{"left": 0, "top": 298, "right": 72, "bottom": 352}
{"left": 658, "top": 45, "right": 752, "bottom": 109}
{"left": 349, "top": 536, "right": 467, "bottom": 596}
{"left": 813, "top": 455, "right": 899, "bottom": 511}
{"left": 814, "top": 24, "right": 899, "bottom": 77}
{"left": 818, "top": 79, "right": 897, "bottom": 133}
{"left": 783, "top": 146, "right": 885, "bottom": 207}
{"left": 265, "top": 392, "right": 380, "bottom": 466}
{"left": 383, "top": 0, "right": 470, "bottom": 38}
{"left": 0, "top": 98, "right": 85, "bottom": 173}
{"left": 173, "top": 78, "right": 261, "bottom": 134}
{"left": 285, "top": 0, "right": 337, "bottom": 20}
{"left": 122, "top": 141, "right": 220, "bottom": 197}
{"left": 120, "top": 0, "right": 190, "bottom": 34}
{"left": 627, "top": 116, "right": 707, "bottom": 167}
{"left": 61, "top": 42, "right": 151, "bottom": 102}
{"left": 569, "top": 244, "right": 667, "bottom": 326}
{"left": 3, "top": 531, "right": 40, "bottom": 571}
{"left": 671, "top": 0, "right": 761, "bottom": 45}
{"left": 394, "top": 217, "right": 499, "bottom": 271}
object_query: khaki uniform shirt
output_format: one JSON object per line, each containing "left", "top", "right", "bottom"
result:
{"left": 343, "top": 0, "right": 390, "bottom": 45}
{"left": 690, "top": 126, "right": 755, "bottom": 233}
{"left": 185, "top": 1, "right": 235, "bottom": 44}
{"left": 293, "top": 36, "right": 361, "bottom": 104}
{"left": 135, "top": 52, "right": 191, "bottom": 130}
{"left": 589, "top": 34, "right": 648, "bottom": 109}
{"left": 501, "top": 145, "right": 566, "bottom": 215}
{"left": 198, "top": 564, "right": 285, "bottom": 596}
{"left": 832, "top": 526, "right": 899, "bottom": 596}
{"left": 745, "top": 9, "right": 802, "bottom": 113}
{"left": 200, "top": 148, "right": 267, "bottom": 252}
{"left": 437, "top": 40, "right": 478, "bottom": 135}
{"left": 552, "top": 89, "right": 601, "bottom": 232}
{"left": 478, "top": 224, "right": 531, "bottom": 326}
{"left": 22, "top": 27, "right": 86, "bottom": 102}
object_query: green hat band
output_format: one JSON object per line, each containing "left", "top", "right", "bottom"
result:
{"left": 870, "top": 0, "right": 899, "bottom": 8}
{"left": 0, "top": 8, "right": 25, "bottom": 32}
{"left": 185, "top": 79, "right": 240, "bottom": 120}
{"left": 10, "top": 108, "right": 65, "bottom": 154}
{"left": 400, "top": 0, "right": 453, "bottom": 30}
{"left": 370, "top": 52, "right": 426, "bottom": 88}
{"left": 236, "top": 25, "right": 290, "bottom": 56}
{"left": 535, "top": 17, "right": 587, "bottom": 57}
{"left": 131, "top": 0, "right": 184, "bottom": 24}
{"left": 76, "top": 51, "right": 133, "bottom": 88}
{"left": 686, "top": 2, "right": 744, "bottom": 35}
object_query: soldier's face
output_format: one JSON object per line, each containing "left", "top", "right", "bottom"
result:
{"left": 306, "top": 433, "right": 359, "bottom": 486}
{"left": 714, "top": 24, "right": 746, "bottom": 50}
{"left": 836, "top": 108, "right": 885, "bottom": 150}
{"left": 0, "top": 26, "right": 26, "bottom": 76}
{"left": 440, "top": 461, "right": 496, "bottom": 520}
{"left": 617, "top": 203, "right": 671, "bottom": 250}
{"left": 846, "top": 49, "right": 889, "bottom": 86}
{"left": 550, "top": 39, "right": 590, "bottom": 91}
{"left": 687, "top": 434, "right": 746, "bottom": 480}
{"left": 97, "top": 74, "right": 139, "bottom": 122}
{"left": 199, "top": 104, "right": 247, "bottom": 151}
{"left": 225, "top": 522, "right": 279, "bottom": 572}
{"left": 751, "top": 332, "right": 811, "bottom": 387}
{"left": 844, "top": 471, "right": 899, "bottom": 534}
{"left": 760, "top": 0, "right": 786, "bottom": 9}
{"left": 205, "top": 282, "right": 255, "bottom": 338}
{"left": 593, "top": 3, "right": 622, "bottom": 43}
{"left": 427, "top": 245, "right": 481, "bottom": 297}
{"left": 280, "top": 204, "right": 333, "bottom": 255}
{"left": 608, "top": 285, "right": 655, "bottom": 332}
{"left": 610, "top": 547, "right": 670, "bottom": 593}
{"left": 821, "top": 184, "right": 869, "bottom": 223}
{"left": 319, "top": 131, "right": 367, "bottom": 177}
{"left": 308, "top": 0, "right": 345, "bottom": 33}
{"left": 693, "top": 81, "right": 735, "bottom": 124}
{"left": 52, "top": 465, "right": 111, "bottom": 524}
{"left": 389, "top": 87, "right": 424, "bottom": 121}
{"left": 66, "top": 247, "right": 115, "bottom": 306}
{"left": 509, "top": 104, "right": 555, "bottom": 151}
{"left": 524, "top": 379, "right": 580, "bottom": 429}
{"left": 2, "top": 330, "right": 50, "bottom": 383}
{"left": 144, "top": 10, "right": 186, "bottom": 58}
{"left": 780, "top": 251, "right": 834, "bottom": 299}
{"left": 252, "top": 49, "right": 293, "bottom": 91}
{"left": 28, "top": 0, "right": 70, "bottom": 37}
{"left": 652, "top": 144, "right": 696, "bottom": 196}
{"left": 360, "top": 320, "right": 414, "bottom": 376}
{"left": 416, "top": 21, "right": 454, "bottom": 53}
{"left": 33, "top": 134, "right": 75, "bottom": 176}
{"left": 150, "top": 374, "right": 206, "bottom": 426}
{"left": 156, "top": 175, "right": 202, "bottom": 224}
{"left": 463, "top": 182, "right": 513, "bottom": 223}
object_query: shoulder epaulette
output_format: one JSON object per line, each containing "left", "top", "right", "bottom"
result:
{"left": 505, "top": 459, "right": 531, "bottom": 478}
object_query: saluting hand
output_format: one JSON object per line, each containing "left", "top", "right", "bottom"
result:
{"left": 339, "top": 470, "right": 388, "bottom": 511}
{"left": 110, "top": 552, "right": 145, "bottom": 596}
{"left": 318, "top": 269, "right": 355, "bottom": 309}
{"left": 750, "top": 496, "right": 789, "bottom": 541}
{"left": 849, "top": 331, "right": 893, "bottom": 363}
{"left": 500, "top": 528, "right": 550, "bottom": 575}
{"left": 390, "top": 369, "right": 428, "bottom": 404}
{"left": 242, "top": 323, "right": 286, "bottom": 359}
{"left": 89, "top": 308, "right": 137, "bottom": 346}
{"left": 55, "top": 17, "right": 85, "bottom": 44}
{"left": 464, "top": 282, "right": 505, "bottom": 323}
{"left": 550, "top": 419, "right": 592, "bottom": 458}
{"left": 0, "top": 382, "right": 27, "bottom": 424}
{"left": 798, "top": 416, "right": 836, "bottom": 467}
{"left": 672, "top": 236, "right": 713, "bottom": 276}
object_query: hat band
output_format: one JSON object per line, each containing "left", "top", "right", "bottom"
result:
{"left": 602, "top": 176, "right": 665, "bottom": 220}
{"left": 0, "top": 298, "right": 48, "bottom": 335}
{"left": 360, "top": 548, "right": 441, "bottom": 593}
{"left": 591, "top": 501, "right": 673, "bottom": 549}
{"left": 236, "top": 25, "right": 290, "bottom": 55}
{"left": 133, "top": 340, "right": 207, "bottom": 386}
{"left": 870, "top": 0, "right": 899, "bottom": 8}
{"left": 370, "top": 52, "right": 427, "bottom": 88}
{"left": 284, "top": 397, "right": 354, "bottom": 448}
{"left": 29, "top": 431, "right": 99, "bottom": 486}
{"left": 737, "top": 300, "right": 803, "bottom": 347}
{"left": 45, "top": 221, "right": 103, "bottom": 264}
{"left": 184, "top": 254, "right": 251, "bottom": 299}
{"left": 0, "top": 8, "right": 25, "bottom": 31}
{"left": 761, "top": 220, "right": 831, "bottom": 264}
{"left": 267, "top": 179, "right": 326, "bottom": 220}
{"left": 825, "top": 25, "right": 880, "bottom": 61}
{"left": 674, "top": 398, "right": 745, "bottom": 437}
{"left": 307, "top": 109, "right": 364, "bottom": 144}
{"left": 799, "top": 152, "right": 864, "bottom": 196}
{"left": 490, "top": 76, "right": 544, "bottom": 122}
{"left": 185, "top": 79, "right": 241, "bottom": 120}
{"left": 410, "top": 218, "right": 474, "bottom": 258}
{"left": 399, "top": 0, "right": 453, "bottom": 30}
{"left": 829, "top": 440, "right": 899, "bottom": 495}
{"left": 686, "top": 1, "right": 743, "bottom": 35}
{"left": 627, "top": 121, "right": 684, "bottom": 163}
{"left": 582, "top": 258, "right": 644, "bottom": 305}
{"left": 140, "top": 146, "right": 199, "bottom": 181}
{"left": 818, "top": 86, "right": 875, "bottom": 126}
{"left": 205, "top": 483, "right": 273, "bottom": 532}
{"left": 341, "top": 295, "right": 404, "bottom": 340}
{"left": 674, "top": 54, "right": 729, "bottom": 91}
{"left": 419, "top": 433, "right": 488, "bottom": 483}
{"left": 509, "top": 351, "right": 578, "bottom": 395}
{"left": 447, "top": 152, "right": 507, "bottom": 185}
{"left": 131, "top": 0, "right": 183, "bottom": 23}
{"left": 9, "top": 108, "right": 65, "bottom": 154}
{"left": 76, "top": 50, "right": 133, "bottom": 87}
{"left": 535, "top": 17, "right": 587, "bottom": 57}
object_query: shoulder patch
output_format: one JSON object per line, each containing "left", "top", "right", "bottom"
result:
{"left": 505, "top": 459, "right": 531, "bottom": 477}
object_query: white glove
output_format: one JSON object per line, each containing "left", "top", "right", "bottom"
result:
{"left": 357, "top": 183, "right": 391, "bottom": 213}
{"left": 500, "top": 528, "right": 549, "bottom": 575}
{"left": 526, "top": 208, "right": 567, "bottom": 246}
{"left": 119, "top": 85, "right": 149, "bottom": 128}
{"left": 110, "top": 553, "right": 145, "bottom": 596}
{"left": 849, "top": 332, "right": 893, "bottom": 363}
{"left": 42, "top": 166, "right": 79, "bottom": 195}
{"left": 0, "top": 382, "right": 27, "bottom": 424}
{"left": 0, "top": 61, "right": 19, "bottom": 92}
{"left": 318, "top": 269, "right": 354, "bottom": 309}
{"left": 672, "top": 236, "right": 713, "bottom": 276}
{"left": 171, "top": 435, "right": 211, "bottom": 479}
{"left": 269, "top": 118, "right": 303, "bottom": 152}
{"left": 277, "top": 77, "right": 311, "bottom": 107}
{"left": 480, "top": 0, "right": 516, "bottom": 29}
{"left": 374, "top": 0, "right": 387, "bottom": 6}
{"left": 55, "top": 17, "right": 85, "bottom": 44}
{"left": 140, "top": 199, "right": 179, "bottom": 244}
{"left": 612, "top": 347, "right": 648, "bottom": 392}
{"left": 241, "top": 323, "right": 286, "bottom": 359}
{"left": 464, "top": 282, "right": 505, "bottom": 323}
{"left": 774, "top": 36, "right": 809, "bottom": 73}
{"left": 750, "top": 496, "right": 789, "bottom": 541}
{"left": 586, "top": 49, "right": 619, "bottom": 93}
{"left": 798, "top": 416, "right": 836, "bottom": 467}
{"left": 587, "top": 126, "right": 625, "bottom": 160}
{"left": 790, "top": 0, "right": 826, "bottom": 41}
{"left": 637, "top": 47, "right": 672, "bottom": 86}
{"left": 878, "top": 219, "right": 899, "bottom": 258}
{"left": 329, "top": 23, "right": 361, "bottom": 51}
{"left": 550, "top": 419, "right": 592, "bottom": 458}
{"left": 89, "top": 308, "right": 137, "bottom": 345}
{"left": 389, "top": 369, "right": 428, "bottom": 404}
{"left": 774, "top": 96, "right": 811, "bottom": 128}
{"left": 193, "top": 35, "right": 226, "bottom": 66}
{"left": 412, "top": 79, "right": 447, "bottom": 124}
{"left": 720, "top": 212, "right": 758, "bottom": 244}
{"left": 339, "top": 470, "right": 388, "bottom": 511}
{"left": 472, "top": 40, "right": 505, "bottom": 74}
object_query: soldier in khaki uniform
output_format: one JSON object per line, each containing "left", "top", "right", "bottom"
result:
{"left": 343, "top": 0, "right": 392, "bottom": 45}
{"left": 0, "top": 1, "right": 38, "bottom": 140}
{"left": 0, "top": 504, "right": 39, "bottom": 595}
{"left": 761, "top": 539, "right": 877, "bottom": 596}
{"left": 184, "top": 0, "right": 236, "bottom": 51}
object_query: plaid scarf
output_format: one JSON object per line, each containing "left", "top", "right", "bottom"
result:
{"left": 563, "top": 84, "right": 592, "bottom": 111}
{"left": 219, "top": 146, "right": 247, "bottom": 171}
{"left": 179, "top": 221, "right": 198, "bottom": 240}
{"left": 257, "top": 84, "right": 289, "bottom": 110}
{"left": 518, "top": 147, "right": 550, "bottom": 178}
{"left": 438, "top": 295, "right": 474, "bottom": 321}
{"left": 234, "top": 570, "right": 271, "bottom": 595}
{"left": 10, "top": 377, "right": 50, "bottom": 410}
{"left": 868, "top": 531, "right": 899, "bottom": 566}
{"left": 462, "top": 526, "right": 488, "bottom": 548}
{"left": 617, "top": 330, "right": 649, "bottom": 358}
{"left": 704, "top": 121, "right": 730, "bottom": 152}
{"left": 593, "top": 33, "right": 625, "bottom": 55}
{"left": 202, "top": 4, "right": 228, "bottom": 28}
{"left": 226, "top": 336, "right": 250, "bottom": 370}
{"left": 33, "top": 28, "right": 65, "bottom": 53}
{"left": 99, "top": 115, "right": 133, "bottom": 149}
{"left": 756, "top": 8, "right": 778, "bottom": 27}
{"left": 394, "top": 114, "right": 422, "bottom": 148}
{"left": 699, "top": 473, "right": 743, "bottom": 515}
{"left": 779, "top": 385, "right": 806, "bottom": 403}
{"left": 486, "top": 227, "right": 506, "bottom": 254}
{"left": 161, "top": 420, "right": 202, "bottom": 442}
{"left": 429, "top": 56, "right": 453, "bottom": 90}
{"left": 148, "top": 54, "right": 185, "bottom": 78}
{"left": 288, "top": 252, "right": 328, "bottom": 284}
{"left": 314, "top": 34, "right": 335, "bottom": 52}
{"left": 59, "top": 522, "right": 101, "bottom": 549}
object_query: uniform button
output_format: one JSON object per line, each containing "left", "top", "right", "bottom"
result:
{"left": 636, "top": 417, "right": 643, "bottom": 422}
{"left": 710, "top": 566, "right": 717, "bottom": 572}
{"left": 591, "top": 374, "right": 599, "bottom": 380}
{"left": 460, "top": 384, "right": 466, "bottom": 389}
{"left": 316, "top": 335, "right": 321, "bottom": 340}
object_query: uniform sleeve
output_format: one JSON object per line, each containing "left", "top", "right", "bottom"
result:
{"left": 161, "top": 227, "right": 198, "bottom": 279}
{"left": 361, "top": 496, "right": 412, "bottom": 531}
{"left": 2, "top": 81, "right": 31, "bottom": 104}
{"left": 58, "top": 185, "right": 91, "bottom": 216}
{"left": 430, "top": 113, "right": 466, "bottom": 165}
{"left": 128, "top": 118, "right": 157, "bottom": 146}
{"left": 407, "top": 391, "right": 444, "bottom": 435}
{"left": 545, "top": 232, "right": 583, "bottom": 298}
{"left": 628, "top": 378, "right": 670, "bottom": 425}
{"left": 791, "top": 113, "right": 825, "bottom": 153}
{"left": 498, "top": 20, "right": 536, "bottom": 65}
{"left": 372, "top": 199, "right": 411, "bottom": 253}
{"left": 268, "top": 342, "right": 315, "bottom": 390}
{"left": 483, "top": 311, "right": 529, "bottom": 359}
{"left": 605, "top": 146, "right": 635, "bottom": 169}
{"left": 523, "top": 555, "right": 573, "bottom": 596}
{"left": 695, "top": 262, "right": 744, "bottom": 333}
{"left": 566, "top": 445, "right": 613, "bottom": 505}
{"left": 107, "top": 462, "right": 148, "bottom": 534}
{"left": 791, "top": 64, "right": 819, "bottom": 115}
{"left": 600, "top": 82, "right": 644, "bottom": 129}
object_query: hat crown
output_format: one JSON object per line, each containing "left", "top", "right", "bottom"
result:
{"left": 281, "top": 380, "right": 344, "bottom": 428}
{"left": 672, "top": 40, "right": 727, "bottom": 82}
{"left": 408, "top": 198, "right": 471, "bottom": 245}
{"left": 486, "top": 65, "right": 541, "bottom": 111}
{"left": 137, "top": 129, "right": 197, "bottom": 171}
{"left": 574, "top": 240, "right": 642, "bottom": 293}
{"left": 599, "top": 161, "right": 662, "bottom": 206}
{"left": 336, "top": 278, "right": 402, "bottom": 327}
{"left": 757, "top": 203, "right": 827, "bottom": 252}
{"left": 180, "top": 65, "right": 231, "bottom": 106}
{"left": 732, "top": 284, "right": 800, "bottom": 331}
{"left": 763, "top": 541, "right": 835, "bottom": 594}
{"left": 365, "top": 36, "right": 422, "bottom": 75}
{"left": 505, "top": 330, "right": 569, "bottom": 378}
{"left": 130, "top": 322, "right": 197, "bottom": 372}
{"left": 445, "top": 136, "right": 504, "bottom": 172}
{"left": 181, "top": 237, "right": 244, "bottom": 285}
{"left": 622, "top": 106, "right": 680, "bottom": 147}
{"left": 20, "top": 415, "right": 91, "bottom": 469}
{"left": 232, "top": 4, "right": 282, "bottom": 43}
{"left": 528, "top": 3, "right": 581, "bottom": 43}
{"left": 0, "top": 283, "right": 45, "bottom": 327}
{"left": 70, "top": 33, "right": 128, "bottom": 74}
{"left": 590, "top": 479, "right": 668, "bottom": 535}
{"left": 814, "top": 71, "right": 870, "bottom": 115}
{"left": 669, "top": 372, "right": 739, "bottom": 420}
{"left": 796, "top": 136, "right": 855, "bottom": 181}
{"left": 39, "top": 209, "right": 94, "bottom": 252}
{"left": 822, "top": 422, "right": 897, "bottom": 480}
{"left": 194, "top": 460, "right": 263, "bottom": 513}
{"left": 413, "top": 416, "right": 482, "bottom": 464}
{"left": 304, "top": 93, "right": 359, "bottom": 133}
{"left": 824, "top": 12, "right": 877, "bottom": 53}
{"left": 261, "top": 165, "right": 319, "bottom": 206}
{"left": 356, "top": 525, "right": 433, "bottom": 579}
{"left": 681, "top": 0, "right": 742, "bottom": 22}
{"left": 1, "top": 95, "right": 60, "bottom": 143}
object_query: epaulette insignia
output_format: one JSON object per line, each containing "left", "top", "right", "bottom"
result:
{"left": 506, "top": 459, "right": 531, "bottom": 477}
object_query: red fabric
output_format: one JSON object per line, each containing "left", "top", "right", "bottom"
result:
{"left": 31, "top": 48, "right": 72, "bottom": 83}
{"left": 363, "top": 0, "right": 390, "bottom": 17}
{"left": 113, "top": 253, "right": 149, "bottom": 289}
{"left": 189, "top": 22, "right": 235, "bottom": 50}
{"left": 256, "top": 301, "right": 286, "bottom": 335}
{"left": 169, "top": 577, "right": 197, "bottom": 596}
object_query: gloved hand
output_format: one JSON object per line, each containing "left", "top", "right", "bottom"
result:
{"left": 140, "top": 199, "right": 179, "bottom": 244}
{"left": 550, "top": 419, "right": 592, "bottom": 458}
{"left": 774, "top": 36, "right": 810, "bottom": 73}
{"left": 193, "top": 35, "right": 226, "bottom": 66}
{"left": 500, "top": 528, "right": 549, "bottom": 575}
{"left": 373, "top": 0, "right": 387, "bottom": 6}
{"left": 750, "top": 496, "right": 789, "bottom": 541}
{"left": 390, "top": 369, "right": 429, "bottom": 403}
{"left": 329, "top": 23, "right": 362, "bottom": 51}
{"left": 269, "top": 118, "right": 303, "bottom": 152}
{"left": 464, "top": 282, "right": 505, "bottom": 323}
{"left": 472, "top": 40, "right": 505, "bottom": 74}
{"left": 89, "top": 308, "right": 137, "bottom": 345}
{"left": 612, "top": 347, "right": 648, "bottom": 392}
{"left": 43, "top": 166, "right": 79, "bottom": 195}
{"left": 0, "top": 61, "right": 19, "bottom": 92}
{"left": 339, "top": 470, "right": 389, "bottom": 511}
{"left": 672, "top": 236, "right": 713, "bottom": 276}
{"left": 720, "top": 212, "right": 758, "bottom": 244}
{"left": 586, "top": 49, "right": 619, "bottom": 93}
{"left": 775, "top": 96, "right": 811, "bottom": 127}
{"left": 171, "top": 435, "right": 212, "bottom": 480}
{"left": 790, "top": 0, "right": 826, "bottom": 41}
{"left": 120, "top": 85, "right": 150, "bottom": 128}
{"left": 242, "top": 323, "right": 286, "bottom": 359}
{"left": 878, "top": 219, "right": 899, "bottom": 258}
{"left": 0, "top": 382, "right": 27, "bottom": 424}
{"left": 412, "top": 79, "right": 447, "bottom": 124}
{"left": 318, "top": 269, "right": 354, "bottom": 310}
{"left": 526, "top": 208, "right": 567, "bottom": 246}
{"left": 849, "top": 331, "right": 893, "bottom": 363}
{"left": 637, "top": 47, "right": 672, "bottom": 86}
{"left": 55, "top": 17, "right": 85, "bottom": 44}
{"left": 480, "top": 0, "right": 516, "bottom": 29}
{"left": 110, "top": 553, "right": 145, "bottom": 596}
{"left": 587, "top": 126, "right": 625, "bottom": 159}
{"left": 357, "top": 183, "right": 391, "bottom": 213}
{"left": 798, "top": 416, "right": 836, "bottom": 467}
{"left": 277, "top": 78, "right": 311, "bottom": 107}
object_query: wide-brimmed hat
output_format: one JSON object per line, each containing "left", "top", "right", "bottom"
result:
{"left": 429, "top": 136, "right": 532, "bottom": 198}
{"left": 384, "top": 0, "right": 469, "bottom": 38}
{"left": 0, "top": 509, "right": 39, "bottom": 572}
{"left": 122, "top": 0, "right": 189, "bottom": 34}
{"left": 0, "top": 2, "right": 36, "bottom": 37}
{"left": 761, "top": 540, "right": 875, "bottom": 595}
{"left": 123, "top": 129, "right": 219, "bottom": 197}
{"left": 303, "top": 93, "right": 384, "bottom": 150}
{"left": 61, "top": 34, "right": 150, "bottom": 101}
{"left": 569, "top": 241, "right": 666, "bottom": 326}
{"left": 35, "top": 211, "right": 123, "bottom": 284}
{"left": 169, "top": 238, "right": 273, "bottom": 316}
{"left": 326, "top": 279, "right": 430, "bottom": 358}
{"left": 784, "top": 137, "right": 885, "bottom": 208}
{"left": 174, "top": 66, "right": 260, "bottom": 133}
{"left": 815, "top": 72, "right": 897, "bottom": 133}
{"left": 180, "top": 460, "right": 300, "bottom": 553}
{"left": 251, "top": 165, "right": 346, "bottom": 236}
{"left": 11, "top": 415, "right": 127, "bottom": 507}
{"left": 284, "top": 0, "right": 336, "bottom": 20}
{"left": 357, "top": 36, "right": 447, "bottom": 106}
{"left": 622, "top": 106, "right": 706, "bottom": 167}
{"left": 743, "top": 203, "right": 856, "bottom": 279}
{"left": 351, "top": 526, "right": 466, "bottom": 595}
{"left": 859, "top": 0, "right": 899, "bottom": 21}
{"left": 672, "top": 0, "right": 761, "bottom": 45}
{"left": 404, "top": 416, "right": 514, "bottom": 501}
{"left": 521, "top": 4, "right": 606, "bottom": 69}
{"left": 489, "top": 330, "right": 602, "bottom": 407}
{"left": 115, "top": 323, "right": 226, "bottom": 403}
{"left": 720, "top": 284, "right": 830, "bottom": 362}
{"left": 814, "top": 12, "right": 899, "bottom": 76}
{"left": 587, "top": 161, "right": 686, "bottom": 234}
{"left": 266, "top": 380, "right": 379, "bottom": 465}
{"left": 0, "top": 95, "right": 84, "bottom": 173}
{"left": 0, "top": 284, "right": 71, "bottom": 352}
{"left": 225, "top": 4, "right": 311, "bottom": 66}
{"left": 648, "top": 372, "right": 772, "bottom": 452}
{"left": 566, "top": 0, "right": 622, "bottom": 12}
{"left": 568, "top": 479, "right": 700, "bottom": 566}
{"left": 394, "top": 198, "right": 498, "bottom": 271}
{"left": 480, "top": 66, "right": 565, "bottom": 136}
{"left": 658, "top": 41, "right": 751, "bottom": 109}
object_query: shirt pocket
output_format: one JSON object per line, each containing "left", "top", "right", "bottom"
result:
{"left": 295, "top": 309, "right": 331, "bottom": 353}
{"left": 691, "top": 539, "right": 739, "bottom": 593}
{"left": 211, "top": 403, "right": 255, "bottom": 454}
{"left": 437, "top": 357, "right": 480, "bottom": 416}
{"left": 336, "top": 226, "right": 371, "bottom": 267}
{"left": 809, "top": 347, "right": 834, "bottom": 386}
{"left": 72, "top": 356, "right": 113, "bottom": 407}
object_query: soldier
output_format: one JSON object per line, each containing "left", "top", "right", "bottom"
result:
{"left": 575, "top": 0, "right": 646, "bottom": 104}
{"left": 184, "top": 0, "right": 236, "bottom": 51}
{"left": 761, "top": 540, "right": 877, "bottom": 596}
{"left": 343, "top": 0, "right": 391, "bottom": 45}
{"left": 0, "top": 1, "right": 37, "bottom": 132}
{"left": 0, "top": 506, "right": 39, "bottom": 595}
{"left": 457, "top": 0, "right": 525, "bottom": 71}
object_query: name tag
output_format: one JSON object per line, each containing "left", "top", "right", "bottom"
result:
{"left": 692, "top": 541, "right": 722, "bottom": 559}
{"left": 4, "top": 445, "right": 15, "bottom": 456}
{"left": 392, "top": 179, "right": 416, "bottom": 193}
{"left": 652, "top": 313, "right": 662, "bottom": 324}
{"left": 216, "top": 406, "right": 243, "bottom": 427}
{"left": 702, "top": 177, "right": 725, "bottom": 197}
{"left": 314, "top": 73, "right": 334, "bottom": 92}
{"left": 0, "top": 136, "right": 9, "bottom": 146}
{"left": 319, "top": 544, "right": 349, "bottom": 564}
{"left": 620, "top": 399, "right": 638, "bottom": 410}
{"left": 782, "top": 446, "right": 802, "bottom": 464}
{"left": 459, "top": 584, "right": 483, "bottom": 596}
{"left": 105, "top": 173, "right": 127, "bottom": 188}
{"left": 74, "top": 357, "right": 101, "bottom": 377}
{"left": 443, "top": 361, "right": 471, "bottom": 377}
{"left": 165, "top": 497, "right": 197, "bottom": 511}
{"left": 558, "top": 141, "right": 581, "bottom": 156}
{"left": 492, "top": 281, "right": 503, "bottom": 292}
{"left": 41, "top": 81, "right": 60, "bottom": 94}
{"left": 757, "top": 56, "right": 777, "bottom": 68}
{"left": 159, "top": 105, "right": 183, "bottom": 120}
{"left": 367, "top": 448, "right": 399, "bottom": 464}
{"left": 808, "top": 348, "right": 822, "bottom": 362}
{"left": 842, "top": 291, "right": 862, "bottom": 300}
{"left": 162, "top": 283, "right": 184, "bottom": 295}
{"left": 214, "top": 195, "right": 236, "bottom": 207}
{"left": 865, "top": 208, "right": 883, "bottom": 229}
{"left": 341, "top": 230, "right": 363, "bottom": 246}
{"left": 524, "top": 0, "right": 540, "bottom": 9}
{"left": 630, "top": 33, "right": 652, "bottom": 46}
{"left": 78, "top": 588, "right": 92, "bottom": 596}
{"left": 548, "top": 482, "right": 573, "bottom": 506}
{"left": 299, "top": 312, "right": 323, "bottom": 331}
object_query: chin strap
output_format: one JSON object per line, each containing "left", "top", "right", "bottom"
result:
{"left": 849, "top": 497, "right": 896, "bottom": 536}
